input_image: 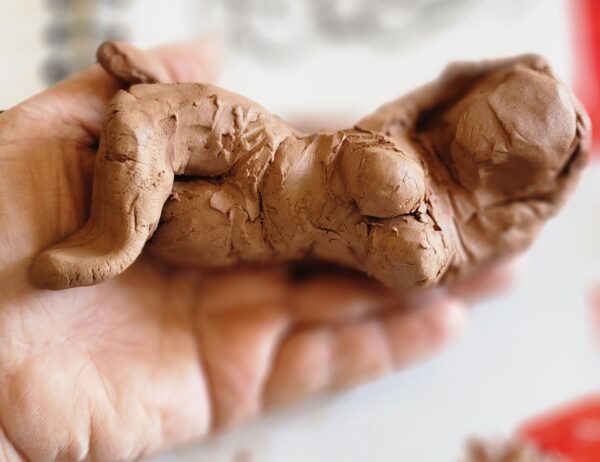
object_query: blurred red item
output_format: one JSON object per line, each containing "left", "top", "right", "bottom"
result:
{"left": 518, "top": 395, "right": 600, "bottom": 462}
{"left": 572, "top": 0, "right": 600, "bottom": 152}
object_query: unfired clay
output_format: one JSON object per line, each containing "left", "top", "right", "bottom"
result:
{"left": 31, "top": 42, "right": 590, "bottom": 290}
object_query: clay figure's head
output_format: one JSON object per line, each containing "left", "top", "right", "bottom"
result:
{"left": 449, "top": 66, "right": 578, "bottom": 197}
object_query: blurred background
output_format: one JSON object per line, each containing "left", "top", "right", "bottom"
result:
{"left": 1, "top": 0, "right": 600, "bottom": 460}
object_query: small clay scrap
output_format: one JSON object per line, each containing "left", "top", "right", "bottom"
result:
{"left": 461, "top": 438, "right": 567, "bottom": 462}
{"left": 31, "top": 41, "right": 590, "bottom": 290}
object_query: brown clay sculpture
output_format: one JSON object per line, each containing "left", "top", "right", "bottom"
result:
{"left": 31, "top": 42, "right": 590, "bottom": 290}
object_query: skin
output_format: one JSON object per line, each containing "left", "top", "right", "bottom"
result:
{"left": 0, "top": 40, "right": 520, "bottom": 461}
{"left": 30, "top": 44, "right": 589, "bottom": 292}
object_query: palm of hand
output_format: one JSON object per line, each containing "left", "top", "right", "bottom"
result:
{"left": 0, "top": 44, "right": 511, "bottom": 461}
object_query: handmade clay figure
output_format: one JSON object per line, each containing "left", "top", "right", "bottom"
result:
{"left": 31, "top": 42, "right": 590, "bottom": 290}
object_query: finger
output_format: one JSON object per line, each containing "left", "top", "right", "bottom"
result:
{"left": 98, "top": 39, "right": 222, "bottom": 86}
{"left": 194, "top": 259, "right": 514, "bottom": 325}
{"left": 196, "top": 264, "right": 412, "bottom": 323}
{"left": 448, "top": 256, "right": 526, "bottom": 303}
{"left": 189, "top": 267, "right": 467, "bottom": 431}
{"left": 286, "top": 272, "right": 395, "bottom": 323}
{"left": 191, "top": 264, "right": 388, "bottom": 321}
{"left": 96, "top": 41, "right": 173, "bottom": 84}
{"left": 21, "top": 37, "right": 221, "bottom": 141}
{"left": 262, "top": 294, "right": 468, "bottom": 410}
{"left": 151, "top": 39, "right": 221, "bottom": 83}
{"left": 287, "top": 111, "right": 355, "bottom": 132}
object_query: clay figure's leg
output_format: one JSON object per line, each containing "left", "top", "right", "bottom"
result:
{"left": 149, "top": 181, "right": 273, "bottom": 267}
{"left": 31, "top": 84, "right": 245, "bottom": 289}
{"left": 30, "top": 88, "right": 177, "bottom": 289}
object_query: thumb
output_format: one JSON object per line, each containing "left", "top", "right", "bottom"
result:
{"left": 20, "top": 37, "right": 221, "bottom": 139}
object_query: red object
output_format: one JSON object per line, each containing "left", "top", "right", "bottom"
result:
{"left": 572, "top": 0, "right": 600, "bottom": 151}
{"left": 518, "top": 395, "right": 600, "bottom": 462}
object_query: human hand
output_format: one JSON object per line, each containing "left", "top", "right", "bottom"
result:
{"left": 0, "top": 40, "right": 519, "bottom": 461}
